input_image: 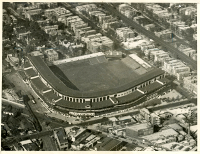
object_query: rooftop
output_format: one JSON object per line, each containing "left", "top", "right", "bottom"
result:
{"left": 142, "top": 128, "right": 179, "bottom": 141}
{"left": 167, "top": 123, "right": 183, "bottom": 131}
{"left": 118, "top": 115, "right": 133, "bottom": 121}
{"left": 94, "top": 137, "right": 122, "bottom": 151}
{"left": 44, "top": 49, "right": 58, "bottom": 56}
{"left": 54, "top": 127, "right": 68, "bottom": 144}
{"left": 127, "top": 122, "right": 152, "bottom": 131}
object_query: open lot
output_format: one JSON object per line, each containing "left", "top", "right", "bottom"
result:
{"left": 50, "top": 57, "right": 147, "bottom": 92}
{"left": 160, "top": 89, "right": 183, "bottom": 100}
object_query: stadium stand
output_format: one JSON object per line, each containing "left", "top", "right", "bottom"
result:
{"left": 43, "top": 90, "right": 61, "bottom": 102}
{"left": 24, "top": 68, "right": 38, "bottom": 78}
{"left": 121, "top": 57, "right": 140, "bottom": 70}
{"left": 30, "top": 77, "right": 50, "bottom": 92}
{"left": 134, "top": 67, "right": 147, "bottom": 75}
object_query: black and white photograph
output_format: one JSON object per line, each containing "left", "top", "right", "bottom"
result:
{"left": 1, "top": 1, "right": 198, "bottom": 151}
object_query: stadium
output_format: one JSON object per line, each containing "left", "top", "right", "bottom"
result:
{"left": 23, "top": 52, "right": 170, "bottom": 116}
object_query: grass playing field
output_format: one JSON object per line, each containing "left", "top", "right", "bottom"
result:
{"left": 50, "top": 56, "right": 148, "bottom": 93}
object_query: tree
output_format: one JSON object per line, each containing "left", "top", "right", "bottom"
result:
{"left": 13, "top": 109, "right": 22, "bottom": 118}
{"left": 176, "top": 95, "right": 180, "bottom": 100}
{"left": 58, "top": 22, "right": 65, "bottom": 30}
{"left": 3, "top": 24, "right": 14, "bottom": 40}
{"left": 45, "top": 121, "right": 50, "bottom": 126}
{"left": 137, "top": 51, "right": 145, "bottom": 58}
{"left": 3, "top": 2, "right": 12, "bottom": 9}
{"left": 52, "top": 15, "right": 57, "bottom": 23}
{"left": 25, "top": 44, "right": 34, "bottom": 54}
{"left": 7, "top": 105, "right": 13, "bottom": 112}
{"left": 182, "top": 112, "right": 195, "bottom": 136}
{"left": 154, "top": 61, "right": 162, "bottom": 68}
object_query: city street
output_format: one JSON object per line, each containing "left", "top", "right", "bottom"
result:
{"left": 6, "top": 71, "right": 50, "bottom": 114}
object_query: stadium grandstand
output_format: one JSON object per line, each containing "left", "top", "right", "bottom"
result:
{"left": 23, "top": 52, "right": 171, "bottom": 116}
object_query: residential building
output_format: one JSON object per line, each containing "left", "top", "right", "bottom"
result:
{"left": 43, "top": 25, "right": 58, "bottom": 35}
{"left": 190, "top": 24, "right": 197, "bottom": 33}
{"left": 182, "top": 48, "right": 196, "bottom": 57}
{"left": 150, "top": 113, "right": 161, "bottom": 125}
{"left": 7, "top": 54, "right": 19, "bottom": 67}
{"left": 67, "top": 16, "right": 82, "bottom": 26}
{"left": 45, "top": 7, "right": 72, "bottom": 22}
{"left": 167, "top": 123, "right": 183, "bottom": 132}
{"left": 83, "top": 35, "right": 114, "bottom": 53}
{"left": 10, "top": 15, "right": 17, "bottom": 24}
{"left": 193, "top": 34, "right": 197, "bottom": 41}
{"left": 141, "top": 44, "right": 155, "bottom": 52}
{"left": 30, "top": 51, "right": 44, "bottom": 59}
{"left": 14, "top": 27, "right": 31, "bottom": 40}
{"left": 154, "top": 52, "right": 170, "bottom": 63}
{"left": 163, "top": 59, "right": 190, "bottom": 79}
{"left": 54, "top": 7, "right": 71, "bottom": 19}
{"left": 116, "top": 115, "right": 133, "bottom": 125}
{"left": 142, "top": 128, "right": 179, "bottom": 145}
{"left": 71, "top": 21, "right": 87, "bottom": 32}
{"left": 116, "top": 27, "right": 135, "bottom": 42}
{"left": 192, "top": 53, "right": 197, "bottom": 61}
{"left": 155, "top": 29, "right": 172, "bottom": 40}
{"left": 126, "top": 123, "right": 153, "bottom": 138}
{"left": 76, "top": 4, "right": 97, "bottom": 14}
{"left": 44, "top": 49, "right": 58, "bottom": 62}
{"left": 37, "top": 19, "right": 50, "bottom": 27}
{"left": 24, "top": 9, "right": 42, "bottom": 20}
{"left": 75, "top": 26, "right": 92, "bottom": 39}
{"left": 183, "top": 76, "right": 197, "bottom": 95}
{"left": 179, "top": 6, "right": 197, "bottom": 17}
{"left": 53, "top": 127, "right": 68, "bottom": 150}
{"left": 20, "top": 139, "right": 39, "bottom": 151}
{"left": 93, "top": 137, "right": 126, "bottom": 151}
{"left": 140, "top": 108, "right": 150, "bottom": 121}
